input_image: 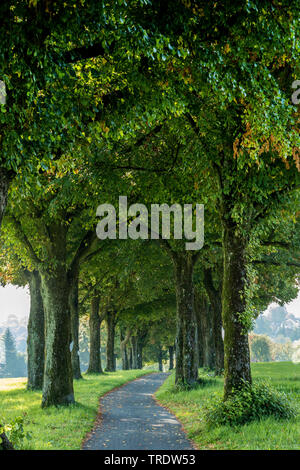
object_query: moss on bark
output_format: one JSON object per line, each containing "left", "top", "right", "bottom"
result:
{"left": 41, "top": 252, "right": 74, "bottom": 408}
{"left": 174, "top": 253, "right": 198, "bottom": 386}
{"left": 222, "top": 224, "right": 252, "bottom": 400}
{"left": 105, "top": 309, "right": 116, "bottom": 372}
{"left": 69, "top": 276, "right": 82, "bottom": 380}
{"left": 87, "top": 295, "right": 103, "bottom": 374}
{"left": 27, "top": 270, "right": 45, "bottom": 390}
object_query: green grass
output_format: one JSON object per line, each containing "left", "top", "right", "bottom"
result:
{"left": 0, "top": 370, "right": 152, "bottom": 450}
{"left": 155, "top": 362, "right": 300, "bottom": 450}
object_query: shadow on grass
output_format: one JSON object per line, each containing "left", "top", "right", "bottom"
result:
{"left": 172, "top": 376, "right": 218, "bottom": 393}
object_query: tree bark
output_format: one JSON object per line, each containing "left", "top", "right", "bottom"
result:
{"left": 87, "top": 295, "right": 103, "bottom": 374}
{"left": 158, "top": 345, "right": 163, "bottom": 372}
{"left": 105, "top": 309, "right": 117, "bottom": 372}
{"left": 222, "top": 223, "right": 252, "bottom": 399}
{"left": 136, "top": 330, "right": 147, "bottom": 369}
{"left": 174, "top": 253, "right": 198, "bottom": 386}
{"left": 168, "top": 345, "right": 174, "bottom": 370}
{"left": 27, "top": 270, "right": 45, "bottom": 390}
{"left": 40, "top": 223, "right": 74, "bottom": 408}
{"left": 130, "top": 336, "right": 138, "bottom": 369}
{"left": 128, "top": 346, "right": 133, "bottom": 369}
{"left": 201, "top": 300, "right": 216, "bottom": 370}
{"left": 69, "top": 275, "right": 82, "bottom": 380}
{"left": 194, "top": 291, "right": 204, "bottom": 368}
{"left": 203, "top": 269, "right": 224, "bottom": 375}
{"left": 120, "top": 328, "right": 131, "bottom": 370}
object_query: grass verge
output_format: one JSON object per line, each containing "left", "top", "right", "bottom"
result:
{"left": 0, "top": 369, "right": 152, "bottom": 450}
{"left": 155, "top": 362, "right": 300, "bottom": 450}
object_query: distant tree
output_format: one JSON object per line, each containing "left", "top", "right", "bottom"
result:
{"left": 271, "top": 341, "right": 294, "bottom": 362}
{"left": 1, "top": 328, "right": 26, "bottom": 377}
{"left": 3, "top": 328, "right": 17, "bottom": 374}
{"left": 249, "top": 334, "right": 272, "bottom": 362}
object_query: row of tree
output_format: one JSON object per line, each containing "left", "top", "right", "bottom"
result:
{"left": 0, "top": 1, "right": 299, "bottom": 411}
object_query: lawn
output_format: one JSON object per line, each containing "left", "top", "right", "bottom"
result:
{"left": 0, "top": 370, "right": 152, "bottom": 450}
{"left": 155, "top": 362, "right": 300, "bottom": 450}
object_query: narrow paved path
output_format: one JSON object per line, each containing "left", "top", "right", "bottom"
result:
{"left": 82, "top": 372, "right": 194, "bottom": 450}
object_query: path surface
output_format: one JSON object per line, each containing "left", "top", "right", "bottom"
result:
{"left": 82, "top": 372, "right": 194, "bottom": 450}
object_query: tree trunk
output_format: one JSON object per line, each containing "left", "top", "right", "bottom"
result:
{"left": 69, "top": 275, "right": 82, "bottom": 380}
{"left": 202, "top": 301, "right": 216, "bottom": 370}
{"left": 158, "top": 345, "right": 163, "bottom": 372}
{"left": 168, "top": 345, "right": 174, "bottom": 370}
{"left": 194, "top": 291, "right": 204, "bottom": 368}
{"left": 203, "top": 269, "right": 224, "bottom": 375}
{"left": 212, "top": 291, "right": 224, "bottom": 375}
{"left": 87, "top": 295, "right": 103, "bottom": 374}
{"left": 105, "top": 309, "right": 116, "bottom": 372}
{"left": 222, "top": 223, "right": 252, "bottom": 399}
{"left": 128, "top": 346, "right": 133, "bottom": 369}
{"left": 27, "top": 270, "right": 45, "bottom": 390}
{"left": 136, "top": 330, "right": 147, "bottom": 369}
{"left": 120, "top": 328, "right": 130, "bottom": 370}
{"left": 174, "top": 253, "right": 198, "bottom": 386}
{"left": 41, "top": 266, "right": 74, "bottom": 407}
{"left": 131, "top": 336, "right": 138, "bottom": 369}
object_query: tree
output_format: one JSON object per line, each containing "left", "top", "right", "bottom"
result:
{"left": 26, "top": 270, "right": 45, "bottom": 390}
{"left": 249, "top": 334, "right": 272, "bottom": 362}
{"left": 1, "top": 328, "right": 26, "bottom": 378}
{"left": 2, "top": 328, "right": 17, "bottom": 376}
{"left": 86, "top": 294, "right": 104, "bottom": 374}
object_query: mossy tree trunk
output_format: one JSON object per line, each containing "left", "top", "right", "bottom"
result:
{"left": 222, "top": 222, "right": 252, "bottom": 399}
{"left": 130, "top": 336, "right": 138, "bottom": 369}
{"left": 157, "top": 345, "right": 163, "bottom": 372}
{"left": 203, "top": 268, "right": 224, "bottom": 375}
{"left": 27, "top": 270, "right": 45, "bottom": 390}
{"left": 40, "top": 224, "right": 74, "bottom": 408}
{"left": 69, "top": 273, "right": 82, "bottom": 380}
{"left": 41, "top": 268, "right": 74, "bottom": 407}
{"left": 194, "top": 291, "right": 204, "bottom": 368}
{"left": 128, "top": 346, "right": 133, "bottom": 369}
{"left": 173, "top": 252, "right": 198, "bottom": 386}
{"left": 120, "top": 328, "right": 131, "bottom": 371}
{"left": 67, "top": 230, "right": 97, "bottom": 379}
{"left": 168, "top": 345, "right": 174, "bottom": 370}
{"left": 105, "top": 309, "right": 117, "bottom": 372}
{"left": 136, "top": 330, "right": 147, "bottom": 369}
{"left": 87, "top": 295, "right": 103, "bottom": 374}
{"left": 202, "top": 301, "right": 216, "bottom": 370}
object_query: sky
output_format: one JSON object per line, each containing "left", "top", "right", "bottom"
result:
{"left": 0, "top": 283, "right": 299, "bottom": 323}
{"left": 0, "top": 285, "right": 30, "bottom": 322}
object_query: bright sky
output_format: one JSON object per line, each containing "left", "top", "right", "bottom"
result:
{"left": 0, "top": 285, "right": 30, "bottom": 322}
{"left": 282, "top": 294, "right": 300, "bottom": 317}
{"left": 0, "top": 283, "right": 299, "bottom": 323}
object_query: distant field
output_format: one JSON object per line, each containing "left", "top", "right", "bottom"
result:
{"left": 156, "top": 362, "right": 300, "bottom": 450}
{"left": 0, "top": 370, "right": 151, "bottom": 450}
{"left": 0, "top": 377, "right": 27, "bottom": 391}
